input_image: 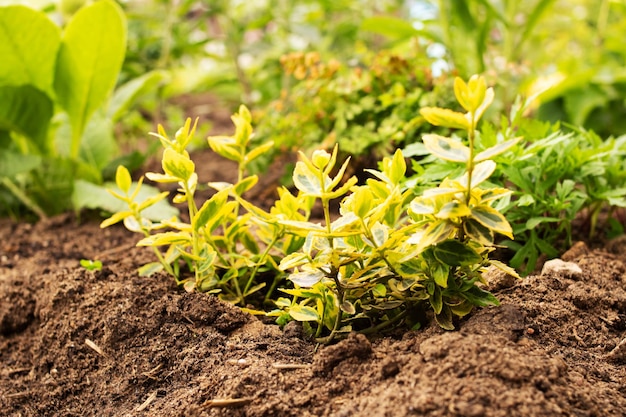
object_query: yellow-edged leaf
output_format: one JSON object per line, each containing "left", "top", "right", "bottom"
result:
{"left": 471, "top": 205, "right": 513, "bottom": 238}
{"left": 463, "top": 217, "right": 494, "bottom": 246}
{"left": 436, "top": 201, "right": 471, "bottom": 219}
{"left": 474, "top": 138, "right": 521, "bottom": 162}
{"left": 289, "top": 304, "right": 320, "bottom": 322}
{"left": 459, "top": 160, "right": 496, "bottom": 189}
{"left": 423, "top": 134, "right": 470, "bottom": 163}
{"left": 420, "top": 107, "right": 470, "bottom": 130}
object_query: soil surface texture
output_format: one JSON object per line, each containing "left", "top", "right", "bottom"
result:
{"left": 2, "top": 157, "right": 626, "bottom": 417}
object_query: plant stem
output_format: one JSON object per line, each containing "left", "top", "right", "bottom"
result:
{"left": 0, "top": 177, "right": 47, "bottom": 220}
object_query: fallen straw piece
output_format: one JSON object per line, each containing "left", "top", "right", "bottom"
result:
{"left": 136, "top": 391, "right": 158, "bottom": 412}
{"left": 271, "top": 363, "right": 311, "bottom": 370}
{"left": 85, "top": 338, "right": 106, "bottom": 357}
{"left": 201, "top": 398, "right": 253, "bottom": 408}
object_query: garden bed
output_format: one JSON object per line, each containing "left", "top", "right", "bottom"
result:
{"left": 1, "top": 159, "right": 626, "bottom": 416}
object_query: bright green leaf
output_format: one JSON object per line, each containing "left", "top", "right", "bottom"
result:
{"left": 107, "top": 70, "right": 165, "bottom": 122}
{"left": 0, "top": 151, "right": 41, "bottom": 178}
{"left": 289, "top": 304, "right": 320, "bottom": 322}
{"left": 0, "top": 85, "right": 53, "bottom": 151}
{"left": 0, "top": 5, "right": 60, "bottom": 94}
{"left": 54, "top": 0, "right": 127, "bottom": 158}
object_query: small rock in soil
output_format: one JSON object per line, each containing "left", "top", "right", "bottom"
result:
{"left": 541, "top": 258, "right": 583, "bottom": 280}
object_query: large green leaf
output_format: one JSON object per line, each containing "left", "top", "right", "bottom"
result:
{"left": 0, "top": 85, "right": 52, "bottom": 150}
{"left": 107, "top": 70, "right": 166, "bottom": 122}
{"left": 72, "top": 179, "right": 178, "bottom": 221}
{"left": 0, "top": 5, "right": 60, "bottom": 94}
{"left": 433, "top": 240, "right": 482, "bottom": 267}
{"left": 0, "top": 151, "right": 41, "bottom": 178}
{"left": 54, "top": 0, "right": 127, "bottom": 158}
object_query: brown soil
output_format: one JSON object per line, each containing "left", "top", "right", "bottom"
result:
{"left": 2, "top": 151, "right": 626, "bottom": 417}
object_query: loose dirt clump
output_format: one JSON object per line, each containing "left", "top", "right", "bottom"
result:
{"left": 1, "top": 211, "right": 625, "bottom": 417}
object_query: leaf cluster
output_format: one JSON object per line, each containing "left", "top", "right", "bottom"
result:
{"left": 102, "top": 106, "right": 311, "bottom": 305}
{"left": 407, "top": 94, "right": 626, "bottom": 274}
{"left": 104, "top": 76, "right": 517, "bottom": 343}
{"left": 0, "top": 1, "right": 164, "bottom": 219}
{"left": 252, "top": 49, "right": 457, "bottom": 173}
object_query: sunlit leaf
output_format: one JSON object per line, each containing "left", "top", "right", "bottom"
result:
{"left": 289, "top": 270, "right": 325, "bottom": 287}
{"left": 436, "top": 201, "right": 471, "bottom": 219}
{"left": 420, "top": 107, "right": 469, "bottom": 130}
{"left": 55, "top": 0, "right": 126, "bottom": 157}
{"left": 193, "top": 189, "right": 229, "bottom": 231}
{"left": 471, "top": 205, "right": 513, "bottom": 238}
{"left": 289, "top": 304, "right": 320, "bottom": 322}
{"left": 115, "top": 165, "right": 132, "bottom": 194}
{"left": 490, "top": 260, "right": 521, "bottom": 279}
{"left": 419, "top": 220, "right": 456, "bottom": 249}
{"left": 423, "top": 134, "right": 470, "bottom": 162}
{"left": 207, "top": 135, "right": 241, "bottom": 162}
{"left": 474, "top": 138, "right": 521, "bottom": 162}
{"left": 162, "top": 148, "right": 194, "bottom": 181}
{"left": 245, "top": 141, "right": 274, "bottom": 163}
{"left": 459, "top": 160, "right": 496, "bottom": 189}
{"left": 0, "top": 5, "right": 60, "bottom": 94}
{"left": 293, "top": 160, "right": 324, "bottom": 196}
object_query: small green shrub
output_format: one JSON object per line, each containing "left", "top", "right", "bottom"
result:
{"left": 103, "top": 75, "right": 517, "bottom": 343}
{"left": 405, "top": 94, "right": 626, "bottom": 274}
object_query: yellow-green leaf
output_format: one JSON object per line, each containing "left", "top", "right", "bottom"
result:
{"left": 420, "top": 107, "right": 469, "bottom": 130}
{"left": 245, "top": 141, "right": 274, "bottom": 163}
{"left": 409, "top": 198, "right": 435, "bottom": 215}
{"left": 419, "top": 220, "right": 455, "bottom": 249}
{"left": 490, "top": 260, "right": 521, "bottom": 279}
{"left": 207, "top": 135, "right": 241, "bottom": 162}
{"left": 459, "top": 160, "right": 496, "bottom": 189}
{"left": 289, "top": 304, "right": 320, "bottom": 322}
{"left": 100, "top": 210, "right": 132, "bottom": 228}
{"left": 454, "top": 77, "right": 472, "bottom": 112}
{"left": 479, "top": 188, "right": 512, "bottom": 204}
{"left": 463, "top": 217, "right": 494, "bottom": 246}
{"left": 423, "top": 134, "right": 470, "bottom": 163}
{"left": 293, "top": 160, "right": 324, "bottom": 196}
{"left": 115, "top": 165, "right": 132, "bottom": 194}
{"left": 193, "top": 189, "right": 229, "bottom": 231}
{"left": 162, "top": 148, "right": 194, "bottom": 181}
{"left": 471, "top": 205, "right": 513, "bottom": 238}
{"left": 474, "top": 138, "right": 521, "bottom": 162}
{"left": 436, "top": 201, "right": 471, "bottom": 219}
{"left": 137, "top": 231, "right": 191, "bottom": 247}
{"left": 233, "top": 175, "right": 258, "bottom": 195}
